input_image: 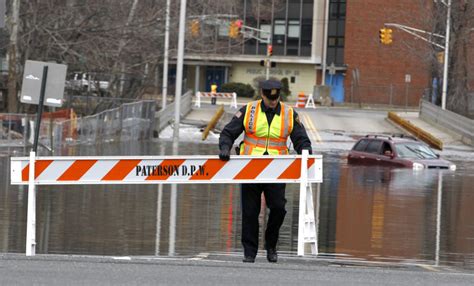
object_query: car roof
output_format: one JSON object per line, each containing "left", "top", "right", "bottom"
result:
{"left": 360, "top": 134, "right": 419, "bottom": 143}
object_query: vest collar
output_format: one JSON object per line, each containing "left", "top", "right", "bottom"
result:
{"left": 260, "top": 100, "right": 281, "bottom": 114}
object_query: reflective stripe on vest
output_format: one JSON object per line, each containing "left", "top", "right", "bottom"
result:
{"left": 241, "top": 100, "right": 294, "bottom": 155}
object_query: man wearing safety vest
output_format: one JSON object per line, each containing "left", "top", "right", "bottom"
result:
{"left": 219, "top": 79, "right": 312, "bottom": 263}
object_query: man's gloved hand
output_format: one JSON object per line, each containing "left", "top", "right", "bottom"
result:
{"left": 300, "top": 148, "right": 312, "bottom": 155}
{"left": 219, "top": 148, "right": 231, "bottom": 161}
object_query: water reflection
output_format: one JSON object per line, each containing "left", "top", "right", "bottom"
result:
{"left": 0, "top": 141, "right": 473, "bottom": 270}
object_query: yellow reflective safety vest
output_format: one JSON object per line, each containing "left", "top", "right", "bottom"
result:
{"left": 241, "top": 100, "right": 294, "bottom": 155}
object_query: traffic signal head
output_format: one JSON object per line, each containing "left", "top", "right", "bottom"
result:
{"left": 379, "top": 28, "right": 393, "bottom": 45}
{"left": 267, "top": 45, "right": 273, "bottom": 56}
{"left": 229, "top": 20, "right": 243, "bottom": 38}
{"left": 191, "top": 20, "right": 200, "bottom": 37}
{"left": 385, "top": 28, "right": 393, "bottom": 44}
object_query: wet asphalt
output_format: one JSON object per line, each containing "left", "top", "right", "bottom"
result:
{"left": 1, "top": 253, "right": 473, "bottom": 285}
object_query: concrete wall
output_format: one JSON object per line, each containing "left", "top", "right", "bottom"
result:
{"left": 229, "top": 62, "right": 317, "bottom": 100}
{"left": 420, "top": 100, "right": 474, "bottom": 146}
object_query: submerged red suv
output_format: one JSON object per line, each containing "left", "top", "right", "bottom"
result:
{"left": 348, "top": 134, "right": 456, "bottom": 170}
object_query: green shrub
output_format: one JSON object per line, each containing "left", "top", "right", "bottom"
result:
{"left": 280, "top": 77, "right": 291, "bottom": 102}
{"left": 221, "top": 82, "right": 255, "bottom": 98}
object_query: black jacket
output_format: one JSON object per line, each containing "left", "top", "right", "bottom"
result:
{"left": 219, "top": 100, "right": 312, "bottom": 154}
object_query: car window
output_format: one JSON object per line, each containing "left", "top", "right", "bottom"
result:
{"left": 395, "top": 142, "right": 438, "bottom": 159}
{"left": 381, "top": 142, "right": 393, "bottom": 155}
{"left": 366, "top": 140, "right": 382, "bottom": 154}
{"left": 353, "top": 139, "right": 369, "bottom": 151}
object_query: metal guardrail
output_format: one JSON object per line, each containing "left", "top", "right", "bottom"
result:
{"left": 154, "top": 90, "right": 193, "bottom": 132}
{"left": 420, "top": 100, "right": 474, "bottom": 146}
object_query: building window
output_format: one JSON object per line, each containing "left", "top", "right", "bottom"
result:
{"left": 242, "top": 0, "right": 313, "bottom": 57}
{"left": 327, "top": 0, "right": 346, "bottom": 65}
{"left": 274, "top": 20, "right": 286, "bottom": 36}
{"left": 288, "top": 20, "right": 300, "bottom": 38}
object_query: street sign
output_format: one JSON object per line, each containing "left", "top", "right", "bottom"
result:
{"left": 328, "top": 63, "right": 336, "bottom": 75}
{"left": 405, "top": 74, "right": 411, "bottom": 83}
{"left": 20, "top": 60, "right": 67, "bottom": 107}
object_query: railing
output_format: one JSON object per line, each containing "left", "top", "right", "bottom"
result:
{"left": 0, "top": 113, "right": 31, "bottom": 147}
{"left": 0, "top": 100, "right": 157, "bottom": 152}
{"left": 348, "top": 84, "right": 430, "bottom": 107}
{"left": 420, "top": 99, "right": 474, "bottom": 146}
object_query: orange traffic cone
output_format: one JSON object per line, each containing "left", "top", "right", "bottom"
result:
{"left": 295, "top": 92, "right": 306, "bottom": 108}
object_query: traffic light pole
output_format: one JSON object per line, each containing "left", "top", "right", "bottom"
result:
{"left": 384, "top": 0, "right": 451, "bottom": 110}
{"left": 265, "top": 59, "right": 270, "bottom": 80}
{"left": 161, "top": 0, "right": 171, "bottom": 110}
{"left": 173, "top": 0, "right": 187, "bottom": 142}
{"left": 265, "top": 44, "right": 272, "bottom": 80}
{"left": 441, "top": 0, "right": 451, "bottom": 110}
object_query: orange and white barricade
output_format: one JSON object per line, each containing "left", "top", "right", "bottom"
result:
{"left": 305, "top": 93, "right": 316, "bottom": 109}
{"left": 195, "top": 92, "right": 238, "bottom": 109}
{"left": 295, "top": 92, "right": 315, "bottom": 109}
{"left": 11, "top": 151, "right": 322, "bottom": 257}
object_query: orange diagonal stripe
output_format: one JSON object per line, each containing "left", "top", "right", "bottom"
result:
{"left": 278, "top": 159, "right": 301, "bottom": 179}
{"left": 58, "top": 160, "right": 97, "bottom": 181}
{"left": 277, "top": 158, "right": 316, "bottom": 180}
{"left": 234, "top": 158, "right": 272, "bottom": 180}
{"left": 21, "top": 160, "right": 53, "bottom": 181}
{"left": 102, "top": 160, "right": 141, "bottom": 181}
{"left": 146, "top": 159, "right": 185, "bottom": 180}
{"left": 189, "top": 159, "right": 226, "bottom": 180}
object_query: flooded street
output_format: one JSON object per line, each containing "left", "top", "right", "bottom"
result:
{"left": 1, "top": 137, "right": 473, "bottom": 271}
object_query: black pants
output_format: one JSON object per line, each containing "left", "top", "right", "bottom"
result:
{"left": 241, "top": 183, "right": 287, "bottom": 257}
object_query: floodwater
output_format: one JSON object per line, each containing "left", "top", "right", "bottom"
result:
{"left": 1, "top": 137, "right": 473, "bottom": 271}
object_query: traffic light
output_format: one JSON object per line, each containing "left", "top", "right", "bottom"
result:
{"left": 379, "top": 28, "right": 393, "bottom": 45}
{"left": 267, "top": 44, "right": 273, "bottom": 56}
{"left": 191, "top": 20, "right": 200, "bottom": 37}
{"left": 385, "top": 28, "right": 393, "bottom": 44}
{"left": 229, "top": 20, "right": 243, "bottom": 38}
{"left": 436, "top": 51, "right": 444, "bottom": 64}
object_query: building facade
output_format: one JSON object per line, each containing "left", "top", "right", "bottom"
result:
{"left": 182, "top": 0, "right": 432, "bottom": 106}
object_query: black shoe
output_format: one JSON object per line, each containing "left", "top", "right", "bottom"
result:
{"left": 242, "top": 256, "right": 255, "bottom": 263}
{"left": 266, "top": 248, "right": 278, "bottom": 263}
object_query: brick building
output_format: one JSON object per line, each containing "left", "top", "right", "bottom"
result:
{"left": 181, "top": 0, "right": 435, "bottom": 106}
{"left": 344, "top": 0, "right": 434, "bottom": 106}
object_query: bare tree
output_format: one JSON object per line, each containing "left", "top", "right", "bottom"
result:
{"left": 2, "top": 0, "right": 264, "bottom": 113}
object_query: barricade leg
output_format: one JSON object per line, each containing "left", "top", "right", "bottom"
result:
{"left": 194, "top": 92, "right": 201, "bottom": 108}
{"left": 297, "top": 150, "right": 318, "bottom": 256}
{"left": 231, "top": 93, "right": 238, "bottom": 109}
{"left": 305, "top": 94, "right": 316, "bottom": 109}
{"left": 26, "top": 151, "right": 37, "bottom": 256}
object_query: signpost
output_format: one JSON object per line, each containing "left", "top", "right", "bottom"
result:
{"left": 19, "top": 60, "right": 67, "bottom": 256}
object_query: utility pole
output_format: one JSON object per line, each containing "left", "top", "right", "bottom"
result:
{"left": 441, "top": 0, "right": 451, "bottom": 110}
{"left": 7, "top": 0, "right": 20, "bottom": 112}
{"left": 321, "top": 0, "right": 330, "bottom": 86}
{"left": 161, "top": 0, "right": 171, "bottom": 110}
{"left": 173, "top": 0, "right": 187, "bottom": 142}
